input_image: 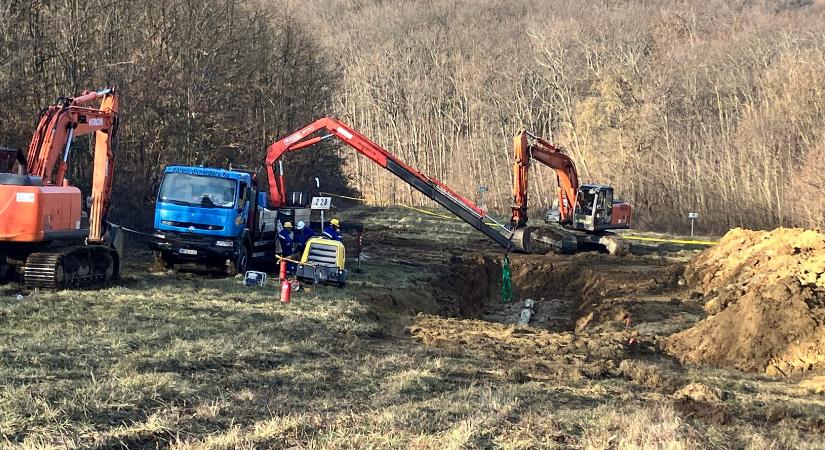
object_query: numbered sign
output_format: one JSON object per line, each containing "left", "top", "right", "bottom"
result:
{"left": 688, "top": 212, "right": 699, "bottom": 219}
{"left": 311, "top": 196, "right": 332, "bottom": 210}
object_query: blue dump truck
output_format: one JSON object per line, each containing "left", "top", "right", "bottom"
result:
{"left": 151, "top": 165, "right": 309, "bottom": 274}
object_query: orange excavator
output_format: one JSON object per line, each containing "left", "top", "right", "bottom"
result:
{"left": 0, "top": 88, "right": 123, "bottom": 288}
{"left": 510, "top": 130, "right": 631, "bottom": 254}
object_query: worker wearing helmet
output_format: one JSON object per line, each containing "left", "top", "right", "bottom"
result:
{"left": 294, "top": 220, "right": 314, "bottom": 256}
{"left": 278, "top": 221, "right": 294, "bottom": 257}
{"left": 322, "top": 218, "right": 343, "bottom": 241}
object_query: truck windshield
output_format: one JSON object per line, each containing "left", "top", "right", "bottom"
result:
{"left": 158, "top": 173, "right": 236, "bottom": 208}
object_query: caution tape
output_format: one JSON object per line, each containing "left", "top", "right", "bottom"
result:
{"left": 622, "top": 235, "right": 717, "bottom": 246}
{"left": 320, "top": 191, "right": 501, "bottom": 225}
{"left": 114, "top": 224, "right": 149, "bottom": 237}
{"left": 321, "top": 191, "right": 452, "bottom": 219}
{"left": 396, "top": 203, "right": 456, "bottom": 220}
{"left": 275, "top": 255, "right": 312, "bottom": 266}
{"left": 319, "top": 192, "right": 368, "bottom": 202}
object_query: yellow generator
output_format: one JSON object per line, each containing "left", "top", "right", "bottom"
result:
{"left": 296, "top": 237, "right": 347, "bottom": 287}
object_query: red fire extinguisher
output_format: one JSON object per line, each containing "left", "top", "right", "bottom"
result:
{"left": 280, "top": 278, "right": 292, "bottom": 304}
{"left": 279, "top": 259, "right": 288, "bottom": 281}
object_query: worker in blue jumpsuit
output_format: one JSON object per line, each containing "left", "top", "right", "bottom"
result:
{"left": 294, "top": 220, "right": 314, "bottom": 256}
{"left": 278, "top": 221, "right": 295, "bottom": 272}
{"left": 322, "top": 218, "right": 343, "bottom": 241}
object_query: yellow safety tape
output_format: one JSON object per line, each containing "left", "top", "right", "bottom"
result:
{"left": 623, "top": 235, "right": 717, "bottom": 246}
{"left": 320, "top": 191, "right": 499, "bottom": 225}
{"left": 397, "top": 203, "right": 456, "bottom": 220}
{"left": 275, "top": 255, "right": 313, "bottom": 266}
{"left": 320, "top": 192, "right": 715, "bottom": 246}
{"left": 319, "top": 192, "right": 366, "bottom": 202}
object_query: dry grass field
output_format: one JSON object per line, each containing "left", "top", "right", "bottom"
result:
{"left": 1, "top": 207, "right": 823, "bottom": 449}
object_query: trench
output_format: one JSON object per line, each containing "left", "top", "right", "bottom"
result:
{"left": 433, "top": 253, "right": 685, "bottom": 333}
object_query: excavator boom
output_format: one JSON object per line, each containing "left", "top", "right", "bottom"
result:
{"left": 265, "top": 117, "right": 518, "bottom": 250}
{"left": 512, "top": 131, "right": 579, "bottom": 227}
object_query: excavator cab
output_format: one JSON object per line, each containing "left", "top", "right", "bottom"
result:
{"left": 572, "top": 184, "right": 611, "bottom": 230}
{"left": 0, "top": 148, "right": 25, "bottom": 174}
{"left": 571, "top": 184, "right": 630, "bottom": 231}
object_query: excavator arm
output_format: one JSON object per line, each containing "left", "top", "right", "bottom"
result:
{"left": 511, "top": 130, "right": 579, "bottom": 227}
{"left": 265, "top": 117, "right": 517, "bottom": 250}
{"left": 24, "top": 88, "right": 119, "bottom": 242}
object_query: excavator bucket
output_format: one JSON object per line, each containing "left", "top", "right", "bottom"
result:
{"left": 509, "top": 227, "right": 531, "bottom": 252}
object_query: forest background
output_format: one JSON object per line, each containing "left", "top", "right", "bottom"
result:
{"left": 2, "top": 0, "right": 824, "bottom": 233}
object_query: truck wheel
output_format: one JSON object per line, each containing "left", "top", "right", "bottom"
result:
{"left": 227, "top": 244, "right": 249, "bottom": 277}
{"left": 153, "top": 251, "right": 174, "bottom": 271}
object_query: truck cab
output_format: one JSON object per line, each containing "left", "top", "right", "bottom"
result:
{"left": 151, "top": 165, "right": 281, "bottom": 274}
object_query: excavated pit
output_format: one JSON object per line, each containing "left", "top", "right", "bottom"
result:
{"left": 432, "top": 253, "right": 686, "bottom": 333}
{"left": 407, "top": 252, "right": 692, "bottom": 383}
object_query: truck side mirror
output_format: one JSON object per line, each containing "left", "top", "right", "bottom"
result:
{"left": 149, "top": 181, "right": 160, "bottom": 202}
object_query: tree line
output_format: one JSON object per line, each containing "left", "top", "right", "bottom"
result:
{"left": 296, "top": 0, "right": 825, "bottom": 233}
{"left": 2, "top": 0, "right": 824, "bottom": 233}
{"left": 0, "top": 0, "right": 342, "bottom": 227}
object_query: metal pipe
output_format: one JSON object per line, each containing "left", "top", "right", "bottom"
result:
{"left": 518, "top": 298, "right": 535, "bottom": 325}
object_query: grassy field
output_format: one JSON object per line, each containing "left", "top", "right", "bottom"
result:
{"left": 1, "top": 206, "right": 824, "bottom": 449}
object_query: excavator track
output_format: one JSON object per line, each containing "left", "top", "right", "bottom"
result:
{"left": 521, "top": 226, "right": 627, "bottom": 255}
{"left": 529, "top": 225, "right": 579, "bottom": 254}
{"left": 24, "top": 246, "right": 115, "bottom": 289}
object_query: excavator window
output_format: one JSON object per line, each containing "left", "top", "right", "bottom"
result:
{"left": 602, "top": 189, "right": 613, "bottom": 219}
{"left": 0, "top": 147, "right": 25, "bottom": 174}
{"left": 577, "top": 189, "right": 597, "bottom": 216}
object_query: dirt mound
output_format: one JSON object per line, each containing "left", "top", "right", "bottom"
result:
{"left": 672, "top": 382, "right": 725, "bottom": 402}
{"left": 665, "top": 228, "right": 825, "bottom": 376}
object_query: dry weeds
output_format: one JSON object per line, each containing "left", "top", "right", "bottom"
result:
{"left": 0, "top": 208, "right": 823, "bottom": 448}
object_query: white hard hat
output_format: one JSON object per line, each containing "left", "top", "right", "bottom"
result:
{"left": 296, "top": 221, "right": 306, "bottom": 230}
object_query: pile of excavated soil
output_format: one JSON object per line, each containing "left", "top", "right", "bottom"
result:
{"left": 665, "top": 228, "right": 825, "bottom": 376}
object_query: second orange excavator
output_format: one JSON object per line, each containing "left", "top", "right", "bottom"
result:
{"left": 0, "top": 88, "right": 123, "bottom": 288}
{"left": 510, "top": 130, "right": 631, "bottom": 254}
